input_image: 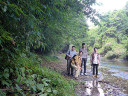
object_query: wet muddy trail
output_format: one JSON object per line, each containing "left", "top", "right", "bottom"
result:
{"left": 42, "top": 54, "right": 128, "bottom": 96}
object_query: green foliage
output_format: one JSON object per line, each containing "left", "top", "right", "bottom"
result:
{"left": 87, "top": 9, "right": 128, "bottom": 60}
{"left": 0, "top": 52, "right": 76, "bottom": 95}
{"left": 0, "top": 0, "right": 98, "bottom": 95}
{"left": 0, "top": 0, "right": 97, "bottom": 55}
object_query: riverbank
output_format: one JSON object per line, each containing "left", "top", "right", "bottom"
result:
{"left": 99, "top": 67, "right": 128, "bottom": 95}
{"left": 43, "top": 54, "right": 128, "bottom": 96}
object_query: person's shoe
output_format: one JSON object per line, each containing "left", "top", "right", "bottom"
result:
{"left": 84, "top": 73, "right": 87, "bottom": 76}
{"left": 80, "top": 73, "right": 84, "bottom": 75}
{"left": 93, "top": 75, "right": 95, "bottom": 78}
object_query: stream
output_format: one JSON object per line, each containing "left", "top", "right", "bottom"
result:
{"left": 100, "top": 57, "right": 128, "bottom": 79}
{"left": 77, "top": 57, "right": 128, "bottom": 96}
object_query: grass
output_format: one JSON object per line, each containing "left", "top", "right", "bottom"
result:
{"left": 42, "top": 67, "right": 77, "bottom": 96}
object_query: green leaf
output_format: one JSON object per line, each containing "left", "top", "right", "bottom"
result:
{"left": 2, "top": 5, "right": 7, "bottom": 12}
{"left": 4, "top": 68, "right": 9, "bottom": 73}
{"left": 44, "top": 82, "right": 49, "bottom": 86}
{"left": 31, "top": 85, "right": 37, "bottom": 91}
{"left": 0, "top": 89, "right": 6, "bottom": 96}
{"left": 0, "top": 39, "right": 2, "bottom": 44}
{"left": 20, "top": 67, "right": 25, "bottom": 77}
{"left": 39, "top": 93, "right": 47, "bottom": 96}
{"left": 15, "top": 75, "right": 21, "bottom": 83}
{"left": 2, "top": 80, "right": 9, "bottom": 87}
{"left": 42, "top": 78, "right": 51, "bottom": 82}
{"left": 31, "top": 74, "right": 37, "bottom": 79}
{"left": 53, "top": 90, "right": 58, "bottom": 95}
{"left": 46, "top": 88, "right": 52, "bottom": 93}
{"left": 9, "top": 68, "right": 13, "bottom": 73}
{"left": 20, "top": 92, "right": 26, "bottom": 96}
{"left": 37, "top": 84, "right": 44, "bottom": 90}
{"left": 16, "top": 84, "right": 21, "bottom": 92}
{"left": 42, "top": 88, "right": 44, "bottom": 93}
{"left": 3, "top": 73, "right": 9, "bottom": 79}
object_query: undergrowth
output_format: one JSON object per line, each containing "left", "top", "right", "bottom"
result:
{"left": 0, "top": 52, "right": 76, "bottom": 96}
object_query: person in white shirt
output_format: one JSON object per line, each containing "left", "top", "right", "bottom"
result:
{"left": 66, "top": 46, "right": 77, "bottom": 76}
{"left": 90, "top": 47, "right": 100, "bottom": 78}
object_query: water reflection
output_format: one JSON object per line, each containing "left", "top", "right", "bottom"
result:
{"left": 85, "top": 79, "right": 104, "bottom": 96}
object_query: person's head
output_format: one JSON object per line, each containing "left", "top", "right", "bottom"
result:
{"left": 72, "top": 46, "right": 75, "bottom": 51}
{"left": 94, "top": 47, "right": 98, "bottom": 53}
{"left": 79, "top": 51, "right": 83, "bottom": 56}
{"left": 82, "top": 43, "right": 85, "bottom": 48}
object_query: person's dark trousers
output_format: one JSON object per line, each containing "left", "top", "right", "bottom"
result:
{"left": 81, "top": 58, "right": 87, "bottom": 74}
{"left": 92, "top": 64, "right": 99, "bottom": 75}
{"left": 67, "top": 59, "right": 73, "bottom": 76}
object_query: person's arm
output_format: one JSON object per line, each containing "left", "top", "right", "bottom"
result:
{"left": 74, "top": 56, "right": 78, "bottom": 65}
{"left": 98, "top": 54, "right": 100, "bottom": 65}
{"left": 86, "top": 50, "right": 88, "bottom": 59}
{"left": 75, "top": 51, "right": 77, "bottom": 56}
{"left": 90, "top": 53, "right": 92, "bottom": 65}
{"left": 74, "top": 56, "right": 77, "bottom": 62}
{"left": 66, "top": 50, "right": 71, "bottom": 57}
{"left": 76, "top": 65, "right": 80, "bottom": 70}
{"left": 80, "top": 58, "right": 82, "bottom": 69}
{"left": 66, "top": 50, "right": 69, "bottom": 55}
{"left": 79, "top": 48, "right": 82, "bottom": 52}
{"left": 75, "top": 57, "right": 80, "bottom": 70}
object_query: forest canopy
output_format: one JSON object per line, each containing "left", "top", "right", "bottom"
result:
{"left": 86, "top": 3, "right": 128, "bottom": 60}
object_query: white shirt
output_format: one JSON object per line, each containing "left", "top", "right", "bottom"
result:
{"left": 66, "top": 50, "right": 77, "bottom": 59}
{"left": 93, "top": 54, "right": 98, "bottom": 64}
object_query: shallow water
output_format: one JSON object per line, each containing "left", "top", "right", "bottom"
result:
{"left": 84, "top": 79, "right": 105, "bottom": 96}
{"left": 100, "top": 57, "right": 128, "bottom": 79}
{"left": 100, "top": 57, "right": 128, "bottom": 71}
{"left": 78, "top": 57, "right": 128, "bottom": 96}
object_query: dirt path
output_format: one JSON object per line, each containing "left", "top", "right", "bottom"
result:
{"left": 42, "top": 54, "right": 128, "bottom": 96}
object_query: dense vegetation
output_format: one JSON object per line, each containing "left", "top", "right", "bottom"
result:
{"left": 0, "top": 0, "right": 98, "bottom": 95}
{"left": 86, "top": 3, "right": 128, "bottom": 60}
{"left": 0, "top": 53, "right": 77, "bottom": 96}
{"left": 1, "top": 0, "right": 127, "bottom": 95}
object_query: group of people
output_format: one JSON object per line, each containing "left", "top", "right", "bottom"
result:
{"left": 66, "top": 43, "right": 100, "bottom": 79}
